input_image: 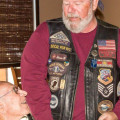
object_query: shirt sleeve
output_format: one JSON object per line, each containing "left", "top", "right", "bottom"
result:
{"left": 113, "top": 29, "right": 120, "bottom": 119}
{"left": 21, "top": 22, "right": 53, "bottom": 120}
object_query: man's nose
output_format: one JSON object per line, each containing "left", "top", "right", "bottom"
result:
{"left": 19, "top": 89, "right": 27, "bottom": 96}
{"left": 68, "top": 4, "right": 76, "bottom": 13}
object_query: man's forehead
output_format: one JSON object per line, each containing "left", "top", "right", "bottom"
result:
{"left": 0, "top": 83, "right": 13, "bottom": 94}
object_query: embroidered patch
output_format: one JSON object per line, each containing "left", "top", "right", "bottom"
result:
{"left": 49, "top": 76, "right": 60, "bottom": 92}
{"left": 60, "top": 79, "right": 65, "bottom": 90}
{"left": 50, "top": 44, "right": 72, "bottom": 52}
{"left": 97, "top": 59, "right": 113, "bottom": 68}
{"left": 50, "top": 52, "right": 67, "bottom": 61}
{"left": 97, "top": 40, "right": 116, "bottom": 59}
{"left": 98, "top": 83, "right": 113, "bottom": 97}
{"left": 98, "top": 100, "right": 113, "bottom": 114}
{"left": 64, "top": 61, "right": 69, "bottom": 66}
{"left": 50, "top": 31, "right": 70, "bottom": 46}
{"left": 98, "top": 68, "right": 113, "bottom": 85}
{"left": 48, "top": 62, "right": 67, "bottom": 76}
{"left": 50, "top": 95, "right": 58, "bottom": 109}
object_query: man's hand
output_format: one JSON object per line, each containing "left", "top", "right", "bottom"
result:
{"left": 98, "top": 112, "right": 118, "bottom": 120}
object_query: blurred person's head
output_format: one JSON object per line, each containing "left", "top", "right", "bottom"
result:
{"left": 62, "top": 0, "right": 99, "bottom": 33}
{"left": 0, "top": 81, "right": 30, "bottom": 120}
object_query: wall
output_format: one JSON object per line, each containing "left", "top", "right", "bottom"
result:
{"left": 102, "top": 0, "right": 120, "bottom": 27}
{"left": 39, "top": 0, "right": 120, "bottom": 27}
{"left": 39, "top": 0, "right": 62, "bottom": 23}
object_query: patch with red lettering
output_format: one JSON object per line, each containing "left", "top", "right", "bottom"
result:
{"left": 97, "top": 40, "right": 116, "bottom": 59}
{"left": 50, "top": 52, "right": 67, "bottom": 61}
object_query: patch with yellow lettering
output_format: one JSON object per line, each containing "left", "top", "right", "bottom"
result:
{"left": 50, "top": 31, "right": 70, "bottom": 47}
{"left": 98, "top": 68, "right": 113, "bottom": 85}
{"left": 48, "top": 62, "right": 67, "bottom": 76}
{"left": 49, "top": 76, "right": 60, "bottom": 92}
{"left": 50, "top": 44, "right": 72, "bottom": 52}
{"left": 98, "top": 100, "right": 113, "bottom": 114}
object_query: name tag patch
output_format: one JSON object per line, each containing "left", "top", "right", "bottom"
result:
{"left": 60, "top": 79, "right": 65, "bottom": 90}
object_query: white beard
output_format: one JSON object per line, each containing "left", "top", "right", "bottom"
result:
{"left": 62, "top": 6, "right": 94, "bottom": 33}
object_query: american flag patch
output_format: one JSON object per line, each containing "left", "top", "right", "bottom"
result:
{"left": 97, "top": 40, "right": 116, "bottom": 59}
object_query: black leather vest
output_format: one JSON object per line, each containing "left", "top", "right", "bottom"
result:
{"left": 47, "top": 18, "right": 119, "bottom": 120}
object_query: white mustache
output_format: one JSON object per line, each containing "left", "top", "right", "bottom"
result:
{"left": 67, "top": 14, "right": 80, "bottom": 18}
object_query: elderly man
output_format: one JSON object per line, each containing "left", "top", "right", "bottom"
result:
{"left": 0, "top": 81, "right": 30, "bottom": 120}
{"left": 21, "top": 0, "right": 120, "bottom": 120}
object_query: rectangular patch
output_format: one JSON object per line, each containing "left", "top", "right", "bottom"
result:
{"left": 97, "top": 40, "right": 116, "bottom": 59}
{"left": 97, "top": 59, "right": 113, "bottom": 68}
{"left": 50, "top": 44, "right": 72, "bottom": 52}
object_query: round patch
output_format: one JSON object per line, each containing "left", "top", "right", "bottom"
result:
{"left": 49, "top": 76, "right": 60, "bottom": 92}
{"left": 98, "top": 100, "right": 113, "bottom": 114}
{"left": 50, "top": 95, "right": 58, "bottom": 109}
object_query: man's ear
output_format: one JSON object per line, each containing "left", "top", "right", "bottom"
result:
{"left": 92, "top": 0, "right": 99, "bottom": 11}
{"left": 0, "top": 101, "right": 5, "bottom": 114}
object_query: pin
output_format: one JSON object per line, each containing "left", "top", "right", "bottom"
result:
{"left": 91, "top": 59, "right": 97, "bottom": 68}
{"left": 91, "top": 50, "right": 98, "bottom": 57}
{"left": 48, "top": 59, "right": 52, "bottom": 64}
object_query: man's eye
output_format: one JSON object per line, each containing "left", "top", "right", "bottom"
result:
{"left": 75, "top": 2, "right": 81, "bottom": 5}
{"left": 63, "top": 2, "right": 69, "bottom": 5}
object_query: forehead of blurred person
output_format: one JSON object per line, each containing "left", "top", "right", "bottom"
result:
{"left": 0, "top": 82, "right": 30, "bottom": 118}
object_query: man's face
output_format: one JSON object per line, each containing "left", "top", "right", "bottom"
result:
{"left": 62, "top": 0, "right": 94, "bottom": 33}
{"left": 3, "top": 85, "right": 30, "bottom": 117}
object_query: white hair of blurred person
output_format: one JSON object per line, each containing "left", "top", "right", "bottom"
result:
{"left": 0, "top": 81, "right": 30, "bottom": 120}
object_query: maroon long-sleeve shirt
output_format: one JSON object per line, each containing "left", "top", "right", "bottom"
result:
{"left": 21, "top": 22, "right": 120, "bottom": 120}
